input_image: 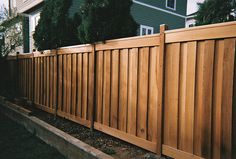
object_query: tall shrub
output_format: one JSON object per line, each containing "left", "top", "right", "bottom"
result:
{"left": 78, "top": 0, "right": 138, "bottom": 44}
{"left": 195, "top": 0, "right": 235, "bottom": 26}
{"left": 34, "top": 0, "right": 80, "bottom": 50}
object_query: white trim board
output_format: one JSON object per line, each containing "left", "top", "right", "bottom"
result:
{"left": 133, "top": 0, "right": 186, "bottom": 19}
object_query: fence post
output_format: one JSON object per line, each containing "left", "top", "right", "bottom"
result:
{"left": 156, "top": 24, "right": 167, "bottom": 155}
{"left": 90, "top": 44, "right": 96, "bottom": 131}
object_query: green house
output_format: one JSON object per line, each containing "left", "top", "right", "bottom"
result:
{"left": 131, "top": 0, "right": 187, "bottom": 35}
{"left": 14, "top": 0, "right": 187, "bottom": 52}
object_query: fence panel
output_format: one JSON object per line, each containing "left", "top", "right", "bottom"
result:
{"left": 93, "top": 35, "right": 162, "bottom": 153}
{"left": 33, "top": 52, "right": 57, "bottom": 113}
{"left": 5, "top": 21, "right": 236, "bottom": 159}
{"left": 162, "top": 22, "right": 236, "bottom": 159}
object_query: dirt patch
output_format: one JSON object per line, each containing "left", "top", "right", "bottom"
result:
{"left": 30, "top": 108, "right": 158, "bottom": 159}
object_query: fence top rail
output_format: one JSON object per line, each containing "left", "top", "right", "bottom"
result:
{"left": 18, "top": 53, "right": 34, "bottom": 59}
{"left": 95, "top": 34, "right": 160, "bottom": 51}
{"left": 165, "top": 21, "right": 236, "bottom": 43}
{"left": 6, "top": 55, "right": 17, "bottom": 60}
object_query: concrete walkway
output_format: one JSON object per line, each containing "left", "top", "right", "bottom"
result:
{"left": 0, "top": 114, "right": 67, "bottom": 159}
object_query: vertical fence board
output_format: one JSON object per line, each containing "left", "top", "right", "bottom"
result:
{"left": 137, "top": 47, "right": 149, "bottom": 139}
{"left": 53, "top": 56, "right": 57, "bottom": 110}
{"left": 77, "top": 54, "right": 82, "bottom": 117}
{"left": 118, "top": 49, "right": 128, "bottom": 132}
{"left": 46, "top": 57, "right": 50, "bottom": 107}
{"left": 164, "top": 43, "right": 180, "bottom": 148}
{"left": 67, "top": 55, "right": 72, "bottom": 113}
{"left": 96, "top": 51, "right": 104, "bottom": 123}
{"left": 148, "top": 47, "right": 158, "bottom": 142}
{"left": 194, "top": 40, "right": 215, "bottom": 158}
{"left": 178, "top": 42, "right": 197, "bottom": 153}
{"left": 63, "top": 55, "right": 67, "bottom": 112}
{"left": 127, "top": 48, "right": 138, "bottom": 135}
{"left": 58, "top": 55, "right": 63, "bottom": 111}
{"left": 88, "top": 52, "right": 94, "bottom": 120}
{"left": 71, "top": 54, "right": 77, "bottom": 115}
{"left": 82, "top": 53, "right": 88, "bottom": 119}
{"left": 110, "top": 50, "right": 119, "bottom": 128}
{"left": 212, "top": 40, "right": 224, "bottom": 159}
{"left": 49, "top": 57, "right": 53, "bottom": 108}
{"left": 221, "top": 38, "right": 235, "bottom": 159}
{"left": 102, "top": 51, "right": 111, "bottom": 126}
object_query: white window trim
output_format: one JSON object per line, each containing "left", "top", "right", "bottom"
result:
{"left": 140, "top": 25, "right": 154, "bottom": 36}
{"left": 166, "top": 0, "right": 176, "bottom": 11}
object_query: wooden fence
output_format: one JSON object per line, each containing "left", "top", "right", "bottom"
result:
{"left": 6, "top": 22, "right": 236, "bottom": 159}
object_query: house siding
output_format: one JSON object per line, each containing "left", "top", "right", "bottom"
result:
{"left": 131, "top": 3, "right": 186, "bottom": 33}
{"left": 134, "top": 0, "right": 187, "bottom": 16}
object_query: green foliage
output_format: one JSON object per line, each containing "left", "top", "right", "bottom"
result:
{"left": 195, "top": 0, "right": 235, "bottom": 26}
{"left": 78, "top": 0, "right": 138, "bottom": 44}
{"left": 33, "top": 0, "right": 80, "bottom": 51}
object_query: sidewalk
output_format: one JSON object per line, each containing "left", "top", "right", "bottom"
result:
{"left": 0, "top": 113, "right": 67, "bottom": 159}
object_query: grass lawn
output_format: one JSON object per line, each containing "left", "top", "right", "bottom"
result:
{"left": 0, "top": 113, "right": 67, "bottom": 159}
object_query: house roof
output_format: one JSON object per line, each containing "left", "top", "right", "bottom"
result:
{"left": 18, "top": 0, "right": 44, "bottom": 13}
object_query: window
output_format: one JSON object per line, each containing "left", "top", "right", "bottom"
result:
{"left": 166, "top": 0, "right": 176, "bottom": 10}
{"left": 140, "top": 25, "right": 154, "bottom": 36}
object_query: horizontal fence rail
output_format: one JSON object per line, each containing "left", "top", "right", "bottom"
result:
{"left": 6, "top": 22, "right": 236, "bottom": 159}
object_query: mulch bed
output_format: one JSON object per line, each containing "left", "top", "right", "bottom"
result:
{"left": 17, "top": 102, "right": 162, "bottom": 159}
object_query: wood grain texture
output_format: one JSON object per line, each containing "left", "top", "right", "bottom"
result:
{"left": 118, "top": 49, "right": 128, "bottom": 132}
{"left": 163, "top": 43, "right": 180, "bottom": 148}
{"left": 221, "top": 38, "right": 235, "bottom": 159}
{"left": 110, "top": 50, "right": 119, "bottom": 128}
{"left": 58, "top": 55, "right": 63, "bottom": 111}
{"left": 82, "top": 53, "right": 88, "bottom": 119}
{"left": 71, "top": 54, "right": 77, "bottom": 115}
{"left": 127, "top": 48, "right": 138, "bottom": 135}
{"left": 178, "top": 42, "right": 197, "bottom": 153}
{"left": 212, "top": 40, "right": 224, "bottom": 159}
{"left": 194, "top": 40, "right": 215, "bottom": 158}
{"left": 77, "top": 54, "right": 82, "bottom": 117}
{"left": 88, "top": 52, "right": 94, "bottom": 120}
{"left": 95, "top": 51, "right": 104, "bottom": 123}
{"left": 137, "top": 47, "right": 149, "bottom": 139}
{"left": 148, "top": 47, "right": 158, "bottom": 142}
{"left": 102, "top": 50, "right": 111, "bottom": 126}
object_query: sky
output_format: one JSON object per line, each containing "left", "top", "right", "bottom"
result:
{"left": 187, "top": 0, "right": 204, "bottom": 15}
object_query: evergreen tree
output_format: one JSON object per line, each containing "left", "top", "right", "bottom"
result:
{"left": 195, "top": 0, "right": 235, "bottom": 26}
{"left": 34, "top": 0, "right": 80, "bottom": 51}
{"left": 78, "top": 0, "right": 138, "bottom": 44}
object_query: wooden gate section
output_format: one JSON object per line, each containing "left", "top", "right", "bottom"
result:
{"left": 162, "top": 22, "right": 236, "bottom": 159}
